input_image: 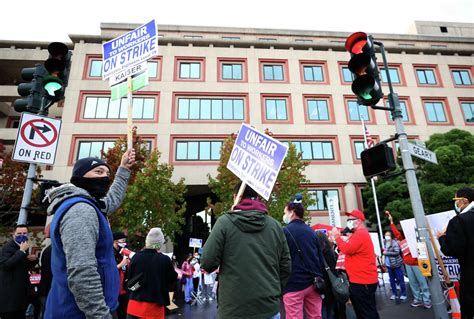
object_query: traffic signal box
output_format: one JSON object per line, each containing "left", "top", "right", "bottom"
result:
{"left": 360, "top": 143, "right": 396, "bottom": 177}
{"left": 345, "top": 32, "right": 384, "bottom": 107}
{"left": 13, "top": 42, "right": 71, "bottom": 114}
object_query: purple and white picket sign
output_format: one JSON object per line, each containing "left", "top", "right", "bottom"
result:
{"left": 227, "top": 123, "right": 288, "bottom": 200}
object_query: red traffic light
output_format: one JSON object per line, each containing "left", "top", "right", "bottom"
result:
{"left": 345, "top": 32, "right": 369, "bottom": 55}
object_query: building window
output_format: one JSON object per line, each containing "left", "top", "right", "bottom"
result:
{"left": 307, "top": 189, "right": 339, "bottom": 211}
{"left": 461, "top": 102, "right": 474, "bottom": 123}
{"left": 452, "top": 70, "right": 472, "bottom": 86}
{"left": 347, "top": 100, "right": 370, "bottom": 121}
{"left": 89, "top": 59, "right": 102, "bottom": 77}
{"left": 259, "top": 38, "right": 277, "bottom": 42}
{"left": 380, "top": 68, "right": 401, "bottom": 84}
{"left": 222, "top": 36, "right": 240, "bottom": 40}
{"left": 353, "top": 141, "right": 366, "bottom": 160}
{"left": 83, "top": 96, "right": 155, "bottom": 120}
{"left": 342, "top": 66, "right": 355, "bottom": 82}
{"left": 416, "top": 69, "right": 437, "bottom": 85}
{"left": 307, "top": 99, "right": 330, "bottom": 121}
{"left": 265, "top": 98, "right": 287, "bottom": 120}
{"left": 285, "top": 141, "right": 334, "bottom": 160}
{"left": 77, "top": 141, "right": 115, "bottom": 160}
{"left": 386, "top": 100, "right": 409, "bottom": 122}
{"left": 263, "top": 65, "right": 284, "bottom": 81}
{"left": 179, "top": 62, "right": 200, "bottom": 79}
{"left": 260, "top": 59, "right": 288, "bottom": 83}
{"left": 86, "top": 57, "right": 160, "bottom": 79}
{"left": 177, "top": 98, "right": 244, "bottom": 120}
{"left": 222, "top": 63, "right": 242, "bottom": 80}
{"left": 303, "top": 65, "right": 324, "bottom": 82}
{"left": 424, "top": 101, "right": 447, "bottom": 123}
{"left": 440, "top": 26, "right": 448, "bottom": 33}
{"left": 175, "top": 141, "right": 222, "bottom": 161}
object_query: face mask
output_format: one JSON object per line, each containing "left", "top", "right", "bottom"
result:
{"left": 15, "top": 235, "right": 28, "bottom": 244}
{"left": 71, "top": 176, "right": 111, "bottom": 199}
{"left": 347, "top": 220, "right": 355, "bottom": 230}
{"left": 454, "top": 203, "right": 461, "bottom": 215}
{"left": 385, "top": 236, "right": 391, "bottom": 241}
{"left": 282, "top": 214, "right": 291, "bottom": 224}
{"left": 117, "top": 242, "right": 127, "bottom": 249}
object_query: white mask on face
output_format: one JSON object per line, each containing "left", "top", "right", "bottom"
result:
{"left": 385, "top": 235, "right": 391, "bottom": 241}
{"left": 347, "top": 220, "right": 355, "bottom": 230}
{"left": 283, "top": 214, "right": 291, "bottom": 224}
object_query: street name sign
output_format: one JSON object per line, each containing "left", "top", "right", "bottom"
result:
{"left": 407, "top": 143, "right": 438, "bottom": 164}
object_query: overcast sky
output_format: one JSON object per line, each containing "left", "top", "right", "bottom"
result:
{"left": 1, "top": 0, "right": 472, "bottom": 42}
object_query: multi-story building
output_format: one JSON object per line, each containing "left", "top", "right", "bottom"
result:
{"left": 1, "top": 21, "right": 473, "bottom": 226}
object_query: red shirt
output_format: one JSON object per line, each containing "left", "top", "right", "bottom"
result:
{"left": 390, "top": 224, "right": 418, "bottom": 266}
{"left": 127, "top": 300, "right": 164, "bottom": 319}
{"left": 336, "top": 227, "right": 378, "bottom": 284}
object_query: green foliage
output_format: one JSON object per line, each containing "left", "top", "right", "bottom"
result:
{"left": 362, "top": 129, "right": 473, "bottom": 226}
{"left": 102, "top": 132, "right": 186, "bottom": 244}
{"left": 120, "top": 150, "right": 186, "bottom": 243}
{"left": 208, "top": 130, "right": 314, "bottom": 223}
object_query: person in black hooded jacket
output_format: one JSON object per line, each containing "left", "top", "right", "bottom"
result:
{"left": 126, "top": 227, "right": 177, "bottom": 319}
{"left": 437, "top": 187, "right": 474, "bottom": 319}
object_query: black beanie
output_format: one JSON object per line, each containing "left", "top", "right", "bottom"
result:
{"left": 112, "top": 231, "right": 127, "bottom": 241}
{"left": 71, "top": 157, "right": 110, "bottom": 179}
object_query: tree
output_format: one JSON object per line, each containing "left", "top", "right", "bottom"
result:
{"left": 0, "top": 141, "right": 42, "bottom": 228}
{"left": 102, "top": 131, "right": 187, "bottom": 244}
{"left": 208, "top": 129, "right": 314, "bottom": 223}
{"left": 362, "top": 129, "right": 474, "bottom": 227}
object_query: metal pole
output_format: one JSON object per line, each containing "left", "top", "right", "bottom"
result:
{"left": 361, "top": 118, "right": 384, "bottom": 250}
{"left": 17, "top": 163, "right": 36, "bottom": 225}
{"left": 377, "top": 41, "right": 448, "bottom": 319}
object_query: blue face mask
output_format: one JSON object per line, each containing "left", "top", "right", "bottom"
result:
{"left": 15, "top": 235, "right": 28, "bottom": 244}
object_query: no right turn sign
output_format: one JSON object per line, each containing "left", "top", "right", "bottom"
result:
{"left": 13, "top": 113, "right": 62, "bottom": 165}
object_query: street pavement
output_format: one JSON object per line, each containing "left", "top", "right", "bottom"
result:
{"left": 166, "top": 282, "right": 441, "bottom": 318}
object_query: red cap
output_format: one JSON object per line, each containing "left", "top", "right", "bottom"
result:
{"left": 345, "top": 209, "right": 366, "bottom": 221}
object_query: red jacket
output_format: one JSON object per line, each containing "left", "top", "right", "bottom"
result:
{"left": 336, "top": 227, "right": 378, "bottom": 284}
{"left": 390, "top": 224, "right": 418, "bottom": 266}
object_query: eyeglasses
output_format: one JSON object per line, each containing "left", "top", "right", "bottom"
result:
{"left": 347, "top": 218, "right": 357, "bottom": 221}
{"left": 452, "top": 197, "right": 467, "bottom": 201}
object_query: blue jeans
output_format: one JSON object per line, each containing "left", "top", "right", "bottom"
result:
{"left": 388, "top": 266, "right": 406, "bottom": 297}
{"left": 271, "top": 313, "right": 281, "bottom": 319}
{"left": 184, "top": 277, "right": 194, "bottom": 302}
{"left": 405, "top": 264, "right": 431, "bottom": 303}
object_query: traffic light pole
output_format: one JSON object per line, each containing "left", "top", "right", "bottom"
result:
{"left": 375, "top": 41, "right": 448, "bottom": 319}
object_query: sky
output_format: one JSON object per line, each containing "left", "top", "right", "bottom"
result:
{"left": 1, "top": 0, "right": 472, "bottom": 42}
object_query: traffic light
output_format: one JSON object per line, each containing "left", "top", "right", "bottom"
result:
{"left": 345, "top": 32, "right": 384, "bottom": 106}
{"left": 360, "top": 143, "right": 396, "bottom": 177}
{"left": 43, "top": 42, "right": 72, "bottom": 102}
{"left": 13, "top": 65, "right": 45, "bottom": 113}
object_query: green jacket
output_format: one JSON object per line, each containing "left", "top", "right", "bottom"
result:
{"left": 201, "top": 208, "right": 291, "bottom": 319}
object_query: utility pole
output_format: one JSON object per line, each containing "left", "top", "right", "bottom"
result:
{"left": 376, "top": 40, "right": 448, "bottom": 319}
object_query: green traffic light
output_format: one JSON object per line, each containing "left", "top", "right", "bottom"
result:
{"left": 44, "top": 81, "right": 62, "bottom": 96}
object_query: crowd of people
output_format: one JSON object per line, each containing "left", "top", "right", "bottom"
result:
{"left": 0, "top": 146, "right": 472, "bottom": 319}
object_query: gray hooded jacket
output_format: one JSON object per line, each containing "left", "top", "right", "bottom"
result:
{"left": 45, "top": 166, "right": 130, "bottom": 319}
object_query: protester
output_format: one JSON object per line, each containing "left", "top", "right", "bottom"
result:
{"left": 113, "top": 231, "right": 130, "bottom": 319}
{"left": 202, "top": 269, "right": 216, "bottom": 301}
{"left": 39, "top": 224, "right": 52, "bottom": 318}
{"left": 201, "top": 182, "right": 291, "bottom": 319}
{"left": 26, "top": 266, "right": 42, "bottom": 319}
{"left": 282, "top": 194, "right": 324, "bottom": 319}
{"left": 191, "top": 256, "right": 202, "bottom": 296}
{"left": 330, "top": 210, "right": 379, "bottom": 319}
{"left": 386, "top": 211, "right": 431, "bottom": 308}
{"left": 383, "top": 231, "right": 407, "bottom": 301}
{"left": 181, "top": 254, "right": 194, "bottom": 303}
{"left": 126, "top": 227, "right": 177, "bottom": 319}
{"left": 315, "top": 231, "right": 346, "bottom": 319}
{"left": 44, "top": 149, "right": 135, "bottom": 318}
{"left": 437, "top": 187, "right": 474, "bottom": 319}
{"left": 0, "top": 224, "right": 38, "bottom": 319}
